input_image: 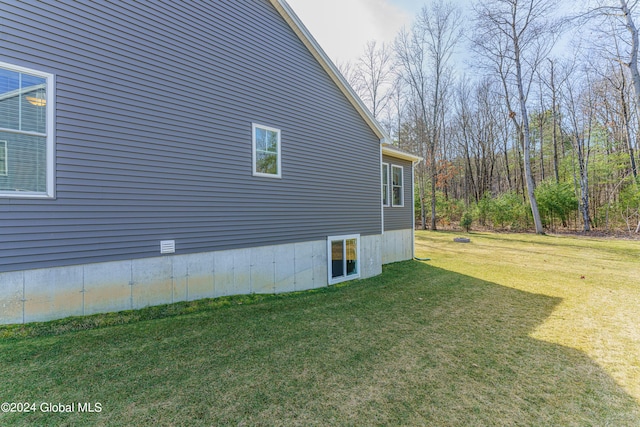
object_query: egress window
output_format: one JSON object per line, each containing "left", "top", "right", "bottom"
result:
{"left": 328, "top": 234, "right": 360, "bottom": 285}
{"left": 0, "top": 62, "right": 54, "bottom": 197}
{"left": 252, "top": 123, "right": 281, "bottom": 178}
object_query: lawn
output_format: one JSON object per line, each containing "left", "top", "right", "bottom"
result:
{"left": 0, "top": 231, "right": 639, "bottom": 426}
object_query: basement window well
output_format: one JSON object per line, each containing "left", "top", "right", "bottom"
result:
{"left": 328, "top": 234, "right": 360, "bottom": 285}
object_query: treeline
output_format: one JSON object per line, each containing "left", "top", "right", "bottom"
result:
{"left": 341, "top": 0, "right": 640, "bottom": 233}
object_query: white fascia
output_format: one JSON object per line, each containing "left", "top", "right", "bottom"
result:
{"left": 268, "top": 0, "right": 391, "bottom": 145}
{"left": 381, "top": 145, "right": 422, "bottom": 164}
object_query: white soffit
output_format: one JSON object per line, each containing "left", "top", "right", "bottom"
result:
{"left": 382, "top": 145, "right": 422, "bottom": 163}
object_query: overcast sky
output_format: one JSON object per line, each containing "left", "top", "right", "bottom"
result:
{"left": 286, "top": 0, "right": 423, "bottom": 65}
{"left": 285, "top": 0, "right": 581, "bottom": 67}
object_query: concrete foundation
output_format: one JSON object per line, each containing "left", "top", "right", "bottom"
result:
{"left": 382, "top": 229, "right": 414, "bottom": 264}
{"left": 1, "top": 234, "right": 391, "bottom": 325}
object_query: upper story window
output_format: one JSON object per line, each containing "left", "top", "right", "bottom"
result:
{"left": 392, "top": 165, "right": 403, "bottom": 207}
{"left": 382, "top": 163, "right": 390, "bottom": 207}
{"left": 252, "top": 123, "right": 281, "bottom": 178}
{"left": 0, "top": 62, "right": 55, "bottom": 198}
{"left": 0, "top": 141, "right": 7, "bottom": 176}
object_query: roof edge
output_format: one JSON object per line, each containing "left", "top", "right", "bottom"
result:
{"left": 382, "top": 144, "right": 423, "bottom": 163}
{"left": 269, "top": 0, "right": 391, "bottom": 144}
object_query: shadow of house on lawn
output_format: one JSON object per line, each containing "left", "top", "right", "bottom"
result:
{"left": 0, "top": 261, "right": 638, "bottom": 426}
{"left": 357, "top": 262, "right": 640, "bottom": 426}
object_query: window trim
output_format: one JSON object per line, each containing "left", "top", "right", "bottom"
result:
{"left": 0, "top": 61, "right": 55, "bottom": 198}
{"left": 252, "top": 123, "right": 281, "bottom": 179}
{"left": 382, "top": 162, "right": 390, "bottom": 207}
{"left": 391, "top": 164, "right": 404, "bottom": 207}
{"left": 327, "top": 234, "right": 361, "bottom": 285}
{"left": 0, "top": 140, "right": 6, "bottom": 177}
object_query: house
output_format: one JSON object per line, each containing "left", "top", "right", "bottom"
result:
{"left": 0, "top": 0, "right": 419, "bottom": 325}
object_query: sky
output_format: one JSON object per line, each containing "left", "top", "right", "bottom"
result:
{"left": 285, "top": 0, "right": 579, "bottom": 67}
{"left": 286, "top": 0, "right": 423, "bottom": 65}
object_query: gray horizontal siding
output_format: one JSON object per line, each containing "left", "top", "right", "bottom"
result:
{"left": 383, "top": 155, "right": 414, "bottom": 231}
{"left": 0, "top": 0, "right": 382, "bottom": 272}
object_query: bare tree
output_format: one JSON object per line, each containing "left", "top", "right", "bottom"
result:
{"left": 613, "top": 7, "right": 640, "bottom": 178}
{"left": 620, "top": 0, "right": 640, "bottom": 134}
{"left": 396, "top": 0, "right": 463, "bottom": 230}
{"left": 396, "top": 25, "right": 430, "bottom": 229}
{"left": 337, "top": 44, "right": 397, "bottom": 137}
{"left": 581, "top": 0, "right": 640, "bottom": 177}
{"left": 351, "top": 41, "right": 395, "bottom": 121}
{"left": 454, "top": 78, "right": 478, "bottom": 204}
{"left": 473, "top": 0, "right": 561, "bottom": 234}
{"left": 546, "top": 58, "right": 563, "bottom": 184}
{"left": 421, "top": 1, "right": 463, "bottom": 230}
{"left": 335, "top": 60, "right": 360, "bottom": 99}
{"left": 454, "top": 77, "right": 503, "bottom": 202}
{"left": 562, "top": 63, "right": 595, "bottom": 231}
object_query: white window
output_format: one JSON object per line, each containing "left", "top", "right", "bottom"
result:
{"left": 0, "top": 141, "right": 6, "bottom": 176}
{"left": 382, "top": 162, "right": 390, "bottom": 207}
{"left": 392, "top": 165, "right": 403, "bottom": 207}
{"left": 252, "top": 123, "right": 281, "bottom": 178}
{"left": 327, "top": 234, "right": 360, "bottom": 285}
{"left": 0, "top": 61, "right": 54, "bottom": 198}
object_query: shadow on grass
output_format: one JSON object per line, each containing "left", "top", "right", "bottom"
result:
{"left": 0, "top": 261, "right": 638, "bottom": 426}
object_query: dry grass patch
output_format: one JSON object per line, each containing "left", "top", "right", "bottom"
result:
{"left": 416, "top": 230, "right": 640, "bottom": 403}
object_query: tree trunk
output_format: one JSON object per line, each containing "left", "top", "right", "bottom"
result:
{"left": 516, "top": 133, "right": 526, "bottom": 202}
{"left": 419, "top": 163, "right": 427, "bottom": 230}
{"left": 576, "top": 134, "right": 592, "bottom": 232}
{"left": 549, "top": 59, "right": 560, "bottom": 183}
{"left": 430, "top": 145, "right": 437, "bottom": 230}
{"left": 621, "top": 0, "right": 640, "bottom": 178}
{"left": 430, "top": 55, "right": 441, "bottom": 231}
{"left": 503, "top": 138, "right": 512, "bottom": 191}
{"left": 540, "top": 117, "right": 545, "bottom": 182}
{"left": 513, "top": 27, "right": 544, "bottom": 234}
{"left": 464, "top": 138, "right": 478, "bottom": 202}
{"left": 538, "top": 91, "right": 545, "bottom": 182}
{"left": 580, "top": 166, "right": 592, "bottom": 232}
{"left": 618, "top": 65, "right": 639, "bottom": 179}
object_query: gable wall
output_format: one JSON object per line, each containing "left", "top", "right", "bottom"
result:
{"left": 0, "top": 0, "right": 382, "bottom": 272}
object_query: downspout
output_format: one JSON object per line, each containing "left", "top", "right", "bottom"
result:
{"left": 380, "top": 142, "right": 384, "bottom": 237}
{"left": 411, "top": 157, "right": 416, "bottom": 259}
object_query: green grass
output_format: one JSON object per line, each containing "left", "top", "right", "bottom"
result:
{"left": 1, "top": 231, "right": 639, "bottom": 426}
{"left": 415, "top": 231, "right": 640, "bottom": 405}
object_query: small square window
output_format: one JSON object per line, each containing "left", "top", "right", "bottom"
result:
{"left": 252, "top": 123, "right": 281, "bottom": 178}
